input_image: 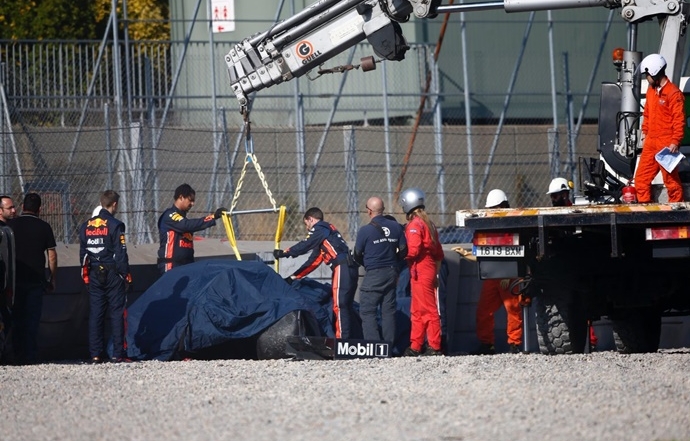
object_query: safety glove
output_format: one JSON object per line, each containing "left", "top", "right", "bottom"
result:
{"left": 214, "top": 207, "right": 228, "bottom": 219}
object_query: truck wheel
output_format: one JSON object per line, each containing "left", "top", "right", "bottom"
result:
{"left": 611, "top": 309, "right": 661, "bottom": 354}
{"left": 534, "top": 293, "right": 586, "bottom": 355}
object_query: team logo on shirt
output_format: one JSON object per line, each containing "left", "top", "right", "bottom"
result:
{"left": 87, "top": 218, "right": 107, "bottom": 228}
{"left": 85, "top": 227, "right": 108, "bottom": 236}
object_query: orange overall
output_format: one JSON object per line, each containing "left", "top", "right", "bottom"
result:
{"left": 405, "top": 217, "right": 444, "bottom": 353}
{"left": 634, "top": 79, "right": 685, "bottom": 203}
{"left": 476, "top": 279, "right": 523, "bottom": 346}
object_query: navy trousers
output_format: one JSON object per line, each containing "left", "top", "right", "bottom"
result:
{"left": 88, "top": 267, "right": 127, "bottom": 358}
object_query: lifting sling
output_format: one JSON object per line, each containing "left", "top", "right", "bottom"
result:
{"left": 221, "top": 109, "right": 286, "bottom": 272}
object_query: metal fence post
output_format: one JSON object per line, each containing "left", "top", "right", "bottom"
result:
{"left": 344, "top": 126, "right": 359, "bottom": 241}
{"left": 431, "top": 49, "right": 446, "bottom": 225}
{"left": 0, "top": 62, "right": 5, "bottom": 193}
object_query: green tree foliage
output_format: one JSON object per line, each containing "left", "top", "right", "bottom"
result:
{"left": 0, "top": 0, "right": 97, "bottom": 40}
{"left": 0, "top": 0, "right": 169, "bottom": 41}
{"left": 96, "top": 0, "right": 170, "bottom": 41}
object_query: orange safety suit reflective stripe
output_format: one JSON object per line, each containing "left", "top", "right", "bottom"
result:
{"left": 635, "top": 79, "right": 685, "bottom": 203}
{"left": 476, "top": 279, "right": 523, "bottom": 346}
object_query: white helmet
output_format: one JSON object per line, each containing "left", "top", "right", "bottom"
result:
{"left": 639, "top": 53, "right": 667, "bottom": 77}
{"left": 547, "top": 178, "right": 571, "bottom": 195}
{"left": 485, "top": 189, "right": 508, "bottom": 208}
{"left": 400, "top": 187, "right": 425, "bottom": 214}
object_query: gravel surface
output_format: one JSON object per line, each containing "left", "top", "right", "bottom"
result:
{"left": 2, "top": 350, "right": 690, "bottom": 441}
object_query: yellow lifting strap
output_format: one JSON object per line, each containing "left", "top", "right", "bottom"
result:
{"left": 221, "top": 212, "right": 242, "bottom": 261}
{"left": 221, "top": 110, "right": 287, "bottom": 271}
{"left": 221, "top": 206, "right": 286, "bottom": 268}
{"left": 274, "top": 205, "right": 287, "bottom": 272}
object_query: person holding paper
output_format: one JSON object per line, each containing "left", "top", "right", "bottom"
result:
{"left": 634, "top": 53, "right": 685, "bottom": 203}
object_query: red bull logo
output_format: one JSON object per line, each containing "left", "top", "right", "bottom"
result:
{"left": 182, "top": 232, "right": 193, "bottom": 241}
{"left": 87, "top": 218, "right": 108, "bottom": 228}
{"left": 86, "top": 227, "right": 108, "bottom": 236}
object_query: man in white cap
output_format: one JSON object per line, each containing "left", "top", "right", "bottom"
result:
{"left": 473, "top": 189, "right": 522, "bottom": 354}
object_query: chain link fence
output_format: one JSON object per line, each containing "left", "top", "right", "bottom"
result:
{"left": 1, "top": 38, "right": 601, "bottom": 245}
{"left": 0, "top": 121, "right": 599, "bottom": 245}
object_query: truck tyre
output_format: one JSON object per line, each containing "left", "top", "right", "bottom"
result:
{"left": 611, "top": 308, "right": 661, "bottom": 354}
{"left": 534, "top": 292, "right": 587, "bottom": 355}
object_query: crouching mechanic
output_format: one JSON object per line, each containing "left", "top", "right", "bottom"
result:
{"left": 273, "top": 207, "right": 360, "bottom": 340}
{"left": 79, "top": 190, "right": 131, "bottom": 363}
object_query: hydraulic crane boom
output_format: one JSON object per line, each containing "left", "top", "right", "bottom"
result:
{"left": 225, "top": 0, "right": 688, "bottom": 112}
{"left": 225, "top": 0, "right": 689, "bottom": 187}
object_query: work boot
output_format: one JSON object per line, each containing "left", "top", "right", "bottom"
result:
{"left": 403, "top": 347, "right": 422, "bottom": 357}
{"left": 423, "top": 346, "right": 443, "bottom": 356}
{"left": 508, "top": 343, "right": 522, "bottom": 354}
{"left": 472, "top": 343, "right": 495, "bottom": 355}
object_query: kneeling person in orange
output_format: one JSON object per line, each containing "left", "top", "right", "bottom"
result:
{"left": 634, "top": 53, "right": 685, "bottom": 203}
{"left": 474, "top": 190, "right": 523, "bottom": 354}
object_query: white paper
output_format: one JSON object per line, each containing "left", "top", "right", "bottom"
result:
{"left": 655, "top": 147, "right": 685, "bottom": 173}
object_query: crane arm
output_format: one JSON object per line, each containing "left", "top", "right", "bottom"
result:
{"left": 226, "top": 0, "right": 690, "bottom": 112}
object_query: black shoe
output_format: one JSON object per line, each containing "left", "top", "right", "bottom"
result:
{"left": 424, "top": 346, "right": 443, "bottom": 356}
{"left": 508, "top": 344, "right": 522, "bottom": 354}
{"left": 472, "top": 343, "right": 495, "bottom": 355}
{"left": 110, "top": 357, "right": 132, "bottom": 363}
{"left": 403, "top": 347, "right": 421, "bottom": 357}
{"left": 89, "top": 356, "right": 105, "bottom": 364}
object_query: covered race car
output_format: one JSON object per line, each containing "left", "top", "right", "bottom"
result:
{"left": 126, "top": 259, "right": 333, "bottom": 361}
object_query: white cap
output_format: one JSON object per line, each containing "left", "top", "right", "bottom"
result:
{"left": 547, "top": 178, "right": 571, "bottom": 195}
{"left": 485, "top": 189, "right": 508, "bottom": 208}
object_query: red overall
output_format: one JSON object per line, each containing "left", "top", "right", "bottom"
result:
{"left": 405, "top": 216, "right": 444, "bottom": 352}
{"left": 476, "top": 279, "right": 523, "bottom": 346}
{"left": 635, "top": 79, "right": 685, "bottom": 203}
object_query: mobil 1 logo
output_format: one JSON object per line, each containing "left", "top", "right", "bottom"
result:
{"left": 334, "top": 339, "right": 390, "bottom": 359}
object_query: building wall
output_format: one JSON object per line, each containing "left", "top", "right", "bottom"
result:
{"left": 168, "top": 1, "right": 667, "bottom": 125}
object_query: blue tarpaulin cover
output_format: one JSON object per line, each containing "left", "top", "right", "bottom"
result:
{"left": 126, "top": 259, "right": 333, "bottom": 361}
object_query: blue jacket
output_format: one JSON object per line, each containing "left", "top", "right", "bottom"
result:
{"left": 79, "top": 208, "right": 129, "bottom": 276}
{"left": 157, "top": 206, "right": 216, "bottom": 264}
{"left": 354, "top": 215, "right": 407, "bottom": 270}
{"left": 286, "top": 220, "right": 351, "bottom": 278}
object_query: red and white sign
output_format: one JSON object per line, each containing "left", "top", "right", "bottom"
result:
{"left": 210, "top": 0, "right": 235, "bottom": 33}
